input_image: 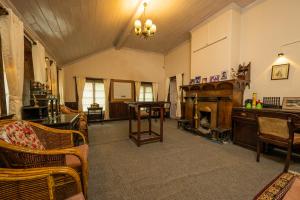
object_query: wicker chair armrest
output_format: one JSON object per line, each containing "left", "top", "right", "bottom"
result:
{"left": 0, "top": 141, "right": 79, "bottom": 156}
{"left": 0, "top": 167, "right": 82, "bottom": 194}
{"left": 28, "top": 121, "right": 87, "bottom": 146}
{"left": 71, "top": 130, "right": 87, "bottom": 144}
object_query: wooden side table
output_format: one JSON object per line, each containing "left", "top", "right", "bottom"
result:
{"left": 87, "top": 107, "right": 103, "bottom": 124}
{"left": 126, "top": 102, "right": 167, "bottom": 147}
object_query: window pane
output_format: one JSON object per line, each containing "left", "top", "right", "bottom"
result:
{"left": 139, "top": 87, "right": 144, "bottom": 101}
{"left": 145, "top": 86, "right": 152, "bottom": 93}
{"left": 95, "top": 82, "right": 105, "bottom": 110}
{"left": 82, "top": 82, "right": 94, "bottom": 111}
{"left": 145, "top": 93, "right": 153, "bottom": 101}
{"left": 95, "top": 82, "right": 104, "bottom": 91}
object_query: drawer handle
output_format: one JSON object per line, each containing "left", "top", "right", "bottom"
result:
{"left": 240, "top": 112, "right": 246, "bottom": 116}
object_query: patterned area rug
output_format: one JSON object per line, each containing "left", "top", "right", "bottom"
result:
{"left": 254, "top": 171, "right": 300, "bottom": 200}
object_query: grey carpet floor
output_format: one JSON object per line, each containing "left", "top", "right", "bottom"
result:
{"left": 87, "top": 120, "right": 300, "bottom": 200}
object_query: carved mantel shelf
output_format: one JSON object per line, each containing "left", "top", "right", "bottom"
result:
{"left": 181, "top": 79, "right": 250, "bottom": 92}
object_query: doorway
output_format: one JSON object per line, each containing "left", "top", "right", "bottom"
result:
{"left": 169, "top": 77, "right": 177, "bottom": 119}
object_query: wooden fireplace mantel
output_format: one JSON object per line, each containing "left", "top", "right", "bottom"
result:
{"left": 181, "top": 79, "right": 249, "bottom": 129}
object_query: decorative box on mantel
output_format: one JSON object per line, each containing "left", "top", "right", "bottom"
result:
{"left": 181, "top": 79, "right": 249, "bottom": 130}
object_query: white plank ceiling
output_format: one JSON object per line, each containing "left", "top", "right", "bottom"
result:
{"left": 10, "top": 0, "right": 255, "bottom": 65}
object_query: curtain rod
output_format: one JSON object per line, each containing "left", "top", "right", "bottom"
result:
{"left": 24, "top": 30, "right": 37, "bottom": 45}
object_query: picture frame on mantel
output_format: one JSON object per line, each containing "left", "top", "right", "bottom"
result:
{"left": 282, "top": 97, "right": 300, "bottom": 110}
{"left": 271, "top": 64, "right": 290, "bottom": 80}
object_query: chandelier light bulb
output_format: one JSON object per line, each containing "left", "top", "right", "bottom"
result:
{"left": 134, "top": 19, "right": 142, "bottom": 29}
{"left": 135, "top": 28, "right": 141, "bottom": 35}
{"left": 133, "top": 0, "right": 156, "bottom": 39}
{"left": 150, "top": 24, "right": 156, "bottom": 33}
{"left": 145, "top": 19, "right": 152, "bottom": 29}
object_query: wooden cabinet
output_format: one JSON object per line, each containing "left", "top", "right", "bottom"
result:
{"left": 232, "top": 107, "right": 300, "bottom": 150}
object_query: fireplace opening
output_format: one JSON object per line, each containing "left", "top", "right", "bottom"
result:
{"left": 198, "top": 111, "right": 211, "bottom": 134}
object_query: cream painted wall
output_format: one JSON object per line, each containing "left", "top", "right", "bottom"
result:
{"left": 164, "top": 41, "right": 191, "bottom": 85}
{"left": 168, "top": 0, "right": 300, "bottom": 104}
{"left": 63, "top": 48, "right": 165, "bottom": 102}
{"left": 190, "top": 5, "right": 241, "bottom": 79}
{"left": 241, "top": 0, "right": 300, "bottom": 101}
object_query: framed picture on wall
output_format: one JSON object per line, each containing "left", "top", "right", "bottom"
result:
{"left": 271, "top": 64, "right": 290, "bottom": 80}
{"left": 111, "top": 80, "right": 134, "bottom": 102}
{"left": 282, "top": 97, "right": 300, "bottom": 110}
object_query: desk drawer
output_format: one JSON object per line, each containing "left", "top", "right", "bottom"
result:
{"left": 232, "top": 110, "right": 256, "bottom": 120}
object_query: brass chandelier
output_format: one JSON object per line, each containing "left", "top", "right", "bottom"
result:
{"left": 134, "top": 1, "right": 157, "bottom": 38}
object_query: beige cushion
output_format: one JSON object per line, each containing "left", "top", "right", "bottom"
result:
{"left": 258, "top": 117, "right": 289, "bottom": 139}
{"left": 283, "top": 178, "right": 300, "bottom": 200}
{"left": 66, "top": 144, "right": 88, "bottom": 168}
{"left": 65, "top": 192, "right": 85, "bottom": 200}
{"left": 294, "top": 133, "right": 300, "bottom": 144}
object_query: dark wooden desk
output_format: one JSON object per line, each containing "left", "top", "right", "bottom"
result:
{"left": 41, "top": 113, "right": 80, "bottom": 130}
{"left": 87, "top": 107, "right": 103, "bottom": 123}
{"left": 232, "top": 107, "right": 300, "bottom": 150}
{"left": 126, "top": 101, "right": 166, "bottom": 147}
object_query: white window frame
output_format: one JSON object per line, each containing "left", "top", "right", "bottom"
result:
{"left": 82, "top": 79, "right": 105, "bottom": 111}
{"left": 139, "top": 83, "right": 153, "bottom": 102}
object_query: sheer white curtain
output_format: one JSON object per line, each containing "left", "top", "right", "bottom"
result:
{"left": 175, "top": 74, "right": 182, "bottom": 118}
{"left": 152, "top": 82, "right": 158, "bottom": 101}
{"left": 134, "top": 81, "right": 141, "bottom": 101}
{"left": 32, "top": 41, "right": 46, "bottom": 83}
{"left": 164, "top": 78, "right": 170, "bottom": 102}
{"left": 58, "top": 69, "right": 65, "bottom": 105}
{"left": 103, "top": 79, "right": 110, "bottom": 120}
{"left": 0, "top": 9, "right": 24, "bottom": 119}
{"left": 50, "top": 62, "right": 58, "bottom": 96}
{"left": 46, "top": 61, "right": 51, "bottom": 90}
{"left": 76, "top": 77, "right": 86, "bottom": 111}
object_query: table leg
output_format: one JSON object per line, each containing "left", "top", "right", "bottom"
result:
{"left": 137, "top": 107, "right": 141, "bottom": 147}
{"left": 149, "top": 106, "right": 152, "bottom": 135}
{"left": 160, "top": 107, "right": 164, "bottom": 142}
{"left": 129, "top": 107, "right": 132, "bottom": 139}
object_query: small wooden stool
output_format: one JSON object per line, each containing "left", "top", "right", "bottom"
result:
{"left": 211, "top": 128, "right": 232, "bottom": 142}
{"left": 177, "top": 119, "right": 190, "bottom": 129}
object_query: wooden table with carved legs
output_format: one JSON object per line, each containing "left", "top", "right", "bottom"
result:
{"left": 126, "top": 102, "right": 167, "bottom": 147}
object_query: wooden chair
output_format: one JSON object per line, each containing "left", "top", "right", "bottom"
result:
{"left": 0, "top": 120, "right": 89, "bottom": 198}
{"left": 256, "top": 116, "right": 300, "bottom": 172}
{"left": 0, "top": 167, "right": 85, "bottom": 200}
{"left": 60, "top": 105, "right": 89, "bottom": 143}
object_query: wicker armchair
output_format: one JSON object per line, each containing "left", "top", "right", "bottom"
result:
{"left": 0, "top": 120, "right": 89, "bottom": 198}
{"left": 0, "top": 167, "right": 85, "bottom": 200}
{"left": 60, "top": 105, "right": 89, "bottom": 143}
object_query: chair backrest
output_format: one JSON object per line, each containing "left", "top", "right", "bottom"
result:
{"left": 0, "top": 120, "right": 66, "bottom": 169}
{"left": 0, "top": 167, "right": 82, "bottom": 200}
{"left": 257, "top": 117, "right": 290, "bottom": 139}
{"left": 0, "top": 120, "right": 45, "bottom": 150}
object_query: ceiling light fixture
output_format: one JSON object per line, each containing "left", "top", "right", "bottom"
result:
{"left": 134, "top": 1, "right": 156, "bottom": 38}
